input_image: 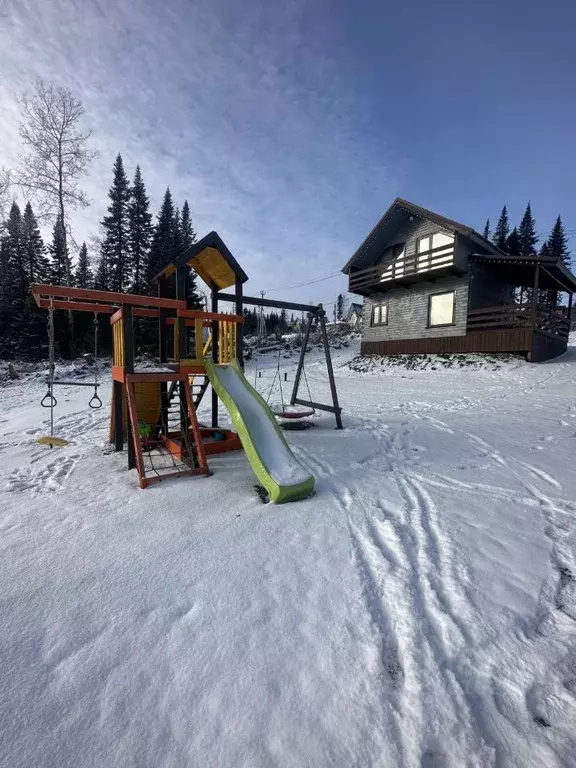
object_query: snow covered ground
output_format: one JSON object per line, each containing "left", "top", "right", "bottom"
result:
{"left": 1, "top": 341, "right": 575, "bottom": 767}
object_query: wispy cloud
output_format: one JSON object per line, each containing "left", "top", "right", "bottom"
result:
{"left": 0, "top": 0, "right": 404, "bottom": 302}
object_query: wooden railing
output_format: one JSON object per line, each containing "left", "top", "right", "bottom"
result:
{"left": 111, "top": 311, "right": 124, "bottom": 368}
{"left": 349, "top": 243, "right": 455, "bottom": 293}
{"left": 177, "top": 309, "right": 243, "bottom": 365}
{"left": 467, "top": 304, "right": 570, "bottom": 339}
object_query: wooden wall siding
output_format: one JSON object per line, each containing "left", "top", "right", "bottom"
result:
{"left": 361, "top": 328, "right": 534, "bottom": 357}
{"left": 468, "top": 263, "right": 515, "bottom": 310}
{"left": 531, "top": 330, "right": 568, "bottom": 362}
{"left": 362, "top": 275, "right": 469, "bottom": 342}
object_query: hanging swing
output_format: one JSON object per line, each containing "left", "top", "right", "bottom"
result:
{"left": 254, "top": 307, "right": 314, "bottom": 421}
{"left": 266, "top": 349, "right": 315, "bottom": 421}
{"left": 37, "top": 304, "right": 102, "bottom": 447}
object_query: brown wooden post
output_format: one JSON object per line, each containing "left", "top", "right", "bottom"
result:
{"left": 235, "top": 277, "right": 244, "bottom": 369}
{"left": 318, "top": 307, "right": 343, "bottom": 429}
{"left": 157, "top": 278, "right": 169, "bottom": 440}
{"left": 122, "top": 305, "right": 136, "bottom": 470}
{"left": 290, "top": 313, "right": 313, "bottom": 406}
{"left": 113, "top": 380, "right": 124, "bottom": 452}
{"left": 211, "top": 283, "right": 219, "bottom": 428}
{"left": 532, "top": 263, "right": 540, "bottom": 328}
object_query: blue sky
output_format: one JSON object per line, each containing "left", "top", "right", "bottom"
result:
{"left": 1, "top": 0, "right": 575, "bottom": 306}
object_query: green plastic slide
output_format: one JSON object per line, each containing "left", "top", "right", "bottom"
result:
{"left": 204, "top": 359, "right": 315, "bottom": 503}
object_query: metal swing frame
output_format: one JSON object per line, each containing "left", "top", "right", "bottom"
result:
{"left": 215, "top": 292, "right": 343, "bottom": 429}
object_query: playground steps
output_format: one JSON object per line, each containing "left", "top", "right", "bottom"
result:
{"left": 191, "top": 374, "right": 210, "bottom": 409}
{"left": 125, "top": 374, "right": 210, "bottom": 489}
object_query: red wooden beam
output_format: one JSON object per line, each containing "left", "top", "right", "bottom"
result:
{"left": 31, "top": 283, "right": 185, "bottom": 310}
{"left": 38, "top": 298, "right": 114, "bottom": 314}
{"left": 178, "top": 309, "right": 244, "bottom": 323}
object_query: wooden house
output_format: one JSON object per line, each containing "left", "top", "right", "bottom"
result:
{"left": 342, "top": 198, "right": 575, "bottom": 362}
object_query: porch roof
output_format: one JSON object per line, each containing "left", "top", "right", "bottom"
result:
{"left": 470, "top": 254, "right": 576, "bottom": 293}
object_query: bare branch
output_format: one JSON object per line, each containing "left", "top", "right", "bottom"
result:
{"left": 0, "top": 167, "right": 11, "bottom": 223}
{"left": 15, "top": 77, "right": 98, "bottom": 235}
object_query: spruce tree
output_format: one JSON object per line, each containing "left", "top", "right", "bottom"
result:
{"left": 181, "top": 200, "right": 197, "bottom": 248}
{"left": 22, "top": 202, "right": 48, "bottom": 284}
{"left": 547, "top": 215, "right": 570, "bottom": 267}
{"left": 101, "top": 154, "right": 131, "bottom": 293}
{"left": 493, "top": 206, "right": 510, "bottom": 251}
{"left": 75, "top": 242, "right": 93, "bottom": 288}
{"left": 0, "top": 203, "right": 23, "bottom": 357}
{"left": 483, "top": 219, "right": 491, "bottom": 241}
{"left": 517, "top": 203, "right": 538, "bottom": 258}
{"left": 145, "top": 188, "right": 176, "bottom": 292}
{"left": 179, "top": 200, "right": 201, "bottom": 307}
{"left": 506, "top": 227, "right": 520, "bottom": 257}
{"left": 540, "top": 241, "right": 551, "bottom": 258}
{"left": 48, "top": 214, "right": 72, "bottom": 356}
{"left": 128, "top": 165, "right": 152, "bottom": 295}
{"left": 48, "top": 214, "right": 71, "bottom": 285}
{"left": 94, "top": 252, "right": 110, "bottom": 291}
{"left": 173, "top": 207, "right": 182, "bottom": 261}
{"left": 336, "top": 294, "right": 345, "bottom": 320}
{"left": 17, "top": 203, "right": 49, "bottom": 358}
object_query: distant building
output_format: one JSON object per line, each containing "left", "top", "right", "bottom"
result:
{"left": 345, "top": 303, "right": 363, "bottom": 328}
{"left": 342, "top": 198, "right": 576, "bottom": 362}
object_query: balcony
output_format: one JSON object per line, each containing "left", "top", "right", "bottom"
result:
{"left": 349, "top": 243, "right": 458, "bottom": 295}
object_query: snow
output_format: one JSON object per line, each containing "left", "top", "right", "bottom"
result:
{"left": 1, "top": 340, "right": 576, "bottom": 767}
{"left": 210, "top": 362, "right": 311, "bottom": 487}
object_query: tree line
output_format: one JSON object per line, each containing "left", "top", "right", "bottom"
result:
{"left": 0, "top": 158, "right": 202, "bottom": 359}
{"left": 484, "top": 203, "right": 570, "bottom": 266}
{"left": 0, "top": 79, "right": 203, "bottom": 361}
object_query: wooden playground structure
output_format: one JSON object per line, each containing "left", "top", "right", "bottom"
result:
{"left": 31, "top": 231, "right": 342, "bottom": 490}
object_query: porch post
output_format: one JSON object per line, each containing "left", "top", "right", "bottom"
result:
{"left": 568, "top": 292, "right": 573, "bottom": 325}
{"left": 532, "top": 263, "right": 540, "bottom": 326}
{"left": 235, "top": 277, "right": 244, "bottom": 369}
{"left": 211, "top": 283, "right": 219, "bottom": 429}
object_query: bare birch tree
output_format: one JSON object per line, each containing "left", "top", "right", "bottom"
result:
{"left": 0, "top": 167, "right": 11, "bottom": 227}
{"left": 16, "top": 78, "right": 97, "bottom": 283}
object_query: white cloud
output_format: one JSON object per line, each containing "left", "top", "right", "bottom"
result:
{"left": 0, "top": 0, "right": 404, "bottom": 302}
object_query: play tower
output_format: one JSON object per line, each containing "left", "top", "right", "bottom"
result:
{"left": 32, "top": 231, "right": 342, "bottom": 500}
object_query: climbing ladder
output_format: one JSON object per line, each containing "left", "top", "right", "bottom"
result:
{"left": 125, "top": 374, "right": 210, "bottom": 489}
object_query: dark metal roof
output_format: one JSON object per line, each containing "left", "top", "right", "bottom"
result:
{"left": 471, "top": 254, "right": 576, "bottom": 293}
{"left": 342, "top": 197, "right": 507, "bottom": 274}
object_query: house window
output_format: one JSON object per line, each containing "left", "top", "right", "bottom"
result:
{"left": 417, "top": 232, "right": 455, "bottom": 272}
{"left": 371, "top": 302, "right": 388, "bottom": 326}
{"left": 380, "top": 243, "right": 406, "bottom": 282}
{"left": 428, "top": 291, "right": 455, "bottom": 327}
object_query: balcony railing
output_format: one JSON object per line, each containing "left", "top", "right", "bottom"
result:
{"left": 467, "top": 304, "right": 570, "bottom": 339}
{"left": 349, "top": 243, "right": 456, "bottom": 294}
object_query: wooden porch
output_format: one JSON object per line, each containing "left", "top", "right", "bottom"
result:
{"left": 361, "top": 302, "right": 571, "bottom": 361}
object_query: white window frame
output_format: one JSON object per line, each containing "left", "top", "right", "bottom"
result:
{"left": 427, "top": 290, "right": 456, "bottom": 327}
{"left": 371, "top": 302, "right": 388, "bottom": 327}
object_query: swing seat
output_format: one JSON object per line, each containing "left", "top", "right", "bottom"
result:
{"left": 273, "top": 409, "right": 315, "bottom": 420}
{"left": 35, "top": 436, "right": 69, "bottom": 447}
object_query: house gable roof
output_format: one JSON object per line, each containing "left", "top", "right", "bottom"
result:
{"left": 341, "top": 197, "right": 506, "bottom": 274}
